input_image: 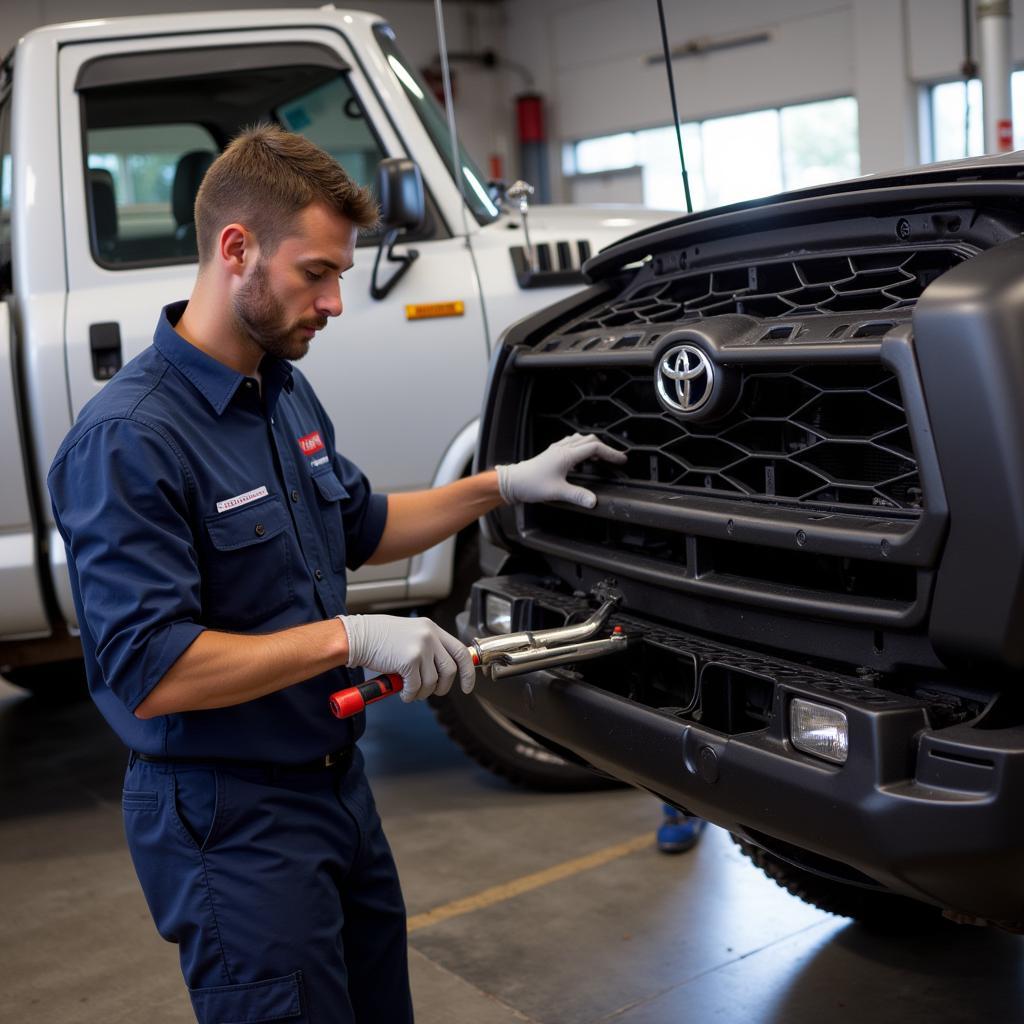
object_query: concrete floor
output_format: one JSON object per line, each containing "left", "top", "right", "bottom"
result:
{"left": 3, "top": 675, "right": 1022, "bottom": 1024}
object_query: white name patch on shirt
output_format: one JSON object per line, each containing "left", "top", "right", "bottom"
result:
{"left": 216, "top": 485, "right": 269, "bottom": 514}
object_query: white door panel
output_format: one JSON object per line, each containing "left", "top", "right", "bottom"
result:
{"left": 305, "top": 241, "right": 485, "bottom": 589}
{"left": 64, "top": 267, "right": 198, "bottom": 416}
{"left": 0, "top": 303, "right": 49, "bottom": 638}
{"left": 303, "top": 251, "right": 485, "bottom": 494}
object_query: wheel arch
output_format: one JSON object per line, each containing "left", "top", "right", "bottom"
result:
{"left": 405, "top": 418, "right": 479, "bottom": 603}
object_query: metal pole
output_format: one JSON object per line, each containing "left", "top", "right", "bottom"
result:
{"left": 432, "top": 0, "right": 492, "bottom": 348}
{"left": 977, "top": 0, "right": 1013, "bottom": 154}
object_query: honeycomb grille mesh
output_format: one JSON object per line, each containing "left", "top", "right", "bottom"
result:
{"left": 528, "top": 364, "right": 922, "bottom": 514}
{"left": 563, "top": 247, "right": 964, "bottom": 335}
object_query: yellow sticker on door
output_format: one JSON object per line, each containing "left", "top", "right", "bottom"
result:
{"left": 406, "top": 301, "right": 465, "bottom": 320}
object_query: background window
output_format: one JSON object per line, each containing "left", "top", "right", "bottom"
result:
{"left": 929, "top": 79, "right": 984, "bottom": 161}
{"left": 927, "top": 71, "right": 1024, "bottom": 162}
{"left": 565, "top": 96, "right": 859, "bottom": 211}
{"left": 573, "top": 132, "right": 637, "bottom": 174}
{"left": 699, "top": 108, "right": 783, "bottom": 207}
{"left": 634, "top": 124, "right": 705, "bottom": 210}
{"left": 780, "top": 97, "right": 860, "bottom": 189}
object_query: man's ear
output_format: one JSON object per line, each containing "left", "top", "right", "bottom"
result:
{"left": 219, "top": 223, "right": 256, "bottom": 276}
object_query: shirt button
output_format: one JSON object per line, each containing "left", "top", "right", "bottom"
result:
{"left": 254, "top": 523, "right": 265, "bottom": 537}
{"left": 314, "top": 569, "right": 324, "bottom": 581}
{"left": 290, "top": 489, "right": 300, "bottom": 503}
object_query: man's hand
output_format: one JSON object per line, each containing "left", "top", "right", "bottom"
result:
{"left": 496, "top": 433, "right": 627, "bottom": 509}
{"left": 338, "top": 614, "right": 476, "bottom": 702}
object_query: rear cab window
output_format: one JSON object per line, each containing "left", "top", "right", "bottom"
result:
{"left": 78, "top": 46, "right": 397, "bottom": 269}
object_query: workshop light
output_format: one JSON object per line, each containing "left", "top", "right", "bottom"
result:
{"left": 484, "top": 594, "right": 513, "bottom": 634}
{"left": 789, "top": 699, "right": 849, "bottom": 765}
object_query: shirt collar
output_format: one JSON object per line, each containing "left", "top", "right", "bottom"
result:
{"left": 153, "top": 300, "right": 294, "bottom": 416}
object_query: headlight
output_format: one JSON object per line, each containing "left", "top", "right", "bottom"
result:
{"left": 484, "top": 594, "right": 513, "bottom": 634}
{"left": 789, "top": 698, "right": 849, "bottom": 765}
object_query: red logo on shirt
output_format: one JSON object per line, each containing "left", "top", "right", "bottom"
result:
{"left": 297, "top": 431, "right": 325, "bottom": 456}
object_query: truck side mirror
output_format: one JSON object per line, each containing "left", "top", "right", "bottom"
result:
{"left": 377, "top": 157, "right": 425, "bottom": 231}
{"left": 370, "top": 158, "right": 424, "bottom": 300}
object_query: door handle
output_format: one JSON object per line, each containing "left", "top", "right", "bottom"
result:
{"left": 89, "top": 322, "right": 122, "bottom": 380}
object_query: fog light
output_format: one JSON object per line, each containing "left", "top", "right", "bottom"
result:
{"left": 790, "top": 698, "right": 849, "bottom": 765}
{"left": 484, "top": 594, "right": 513, "bottom": 634}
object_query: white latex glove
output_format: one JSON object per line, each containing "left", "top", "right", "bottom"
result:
{"left": 496, "top": 433, "right": 627, "bottom": 509}
{"left": 338, "top": 614, "right": 476, "bottom": 702}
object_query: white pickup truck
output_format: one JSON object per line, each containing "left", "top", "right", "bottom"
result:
{"left": 0, "top": 8, "right": 661, "bottom": 785}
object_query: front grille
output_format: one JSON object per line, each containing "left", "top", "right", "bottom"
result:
{"left": 563, "top": 246, "right": 966, "bottom": 336}
{"left": 530, "top": 506, "right": 918, "bottom": 602}
{"left": 528, "top": 363, "right": 922, "bottom": 514}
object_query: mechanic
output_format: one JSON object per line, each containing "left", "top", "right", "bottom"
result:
{"left": 47, "top": 125, "right": 626, "bottom": 1024}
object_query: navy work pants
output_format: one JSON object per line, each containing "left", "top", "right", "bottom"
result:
{"left": 122, "top": 747, "right": 413, "bottom": 1023}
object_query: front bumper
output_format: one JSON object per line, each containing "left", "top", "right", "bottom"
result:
{"left": 461, "top": 577, "right": 1024, "bottom": 922}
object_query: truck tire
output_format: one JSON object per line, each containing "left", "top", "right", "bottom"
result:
{"left": 429, "top": 529, "right": 618, "bottom": 791}
{"left": 731, "top": 834, "right": 944, "bottom": 931}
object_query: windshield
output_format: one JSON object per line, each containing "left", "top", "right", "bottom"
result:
{"left": 373, "top": 23, "right": 499, "bottom": 225}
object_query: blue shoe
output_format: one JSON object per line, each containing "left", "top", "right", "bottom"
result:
{"left": 657, "top": 804, "right": 706, "bottom": 854}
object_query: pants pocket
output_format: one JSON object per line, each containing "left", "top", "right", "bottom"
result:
{"left": 189, "top": 970, "right": 304, "bottom": 1023}
{"left": 122, "top": 788, "right": 159, "bottom": 813}
{"left": 171, "top": 769, "right": 223, "bottom": 852}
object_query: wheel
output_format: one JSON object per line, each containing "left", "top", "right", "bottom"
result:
{"left": 3, "top": 659, "right": 90, "bottom": 703}
{"left": 731, "top": 833, "right": 945, "bottom": 932}
{"left": 429, "top": 528, "right": 619, "bottom": 791}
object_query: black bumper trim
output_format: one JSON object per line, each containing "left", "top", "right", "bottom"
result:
{"left": 461, "top": 584, "right": 1024, "bottom": 921}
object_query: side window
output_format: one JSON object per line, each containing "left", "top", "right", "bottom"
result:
{"left": 85, "top": 123, "right": 217, "bottom": 265}
{"left": 276, "top": 78, "right": 387, "bottom": 191}
{"left": 79, "top": 56, "right": 397, "bottom": 270}
{"left": 1, "top": 86, "right": 12, "bottom": 295}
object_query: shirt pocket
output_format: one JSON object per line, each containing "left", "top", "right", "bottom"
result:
{"left": 311, "top": 468, "right": 349, "bottom": 573}
{"left": 202, "top": 496, "right": 293, "bottom": 628}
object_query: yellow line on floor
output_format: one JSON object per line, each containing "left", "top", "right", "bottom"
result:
{"left": 407, "top": 833, "right": 655, "bottom": 934}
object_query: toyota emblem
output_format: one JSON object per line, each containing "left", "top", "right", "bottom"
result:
{"left": 656, "top": 344, "right": 715, "bottom": 415}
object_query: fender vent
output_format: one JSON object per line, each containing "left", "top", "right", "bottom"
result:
{"left": 511, "top": 240, "right": 591, "bottom": 289}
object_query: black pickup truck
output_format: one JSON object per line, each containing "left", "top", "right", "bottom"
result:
{"left": 462, "top": 155, "right": 1024, "bottom": 929}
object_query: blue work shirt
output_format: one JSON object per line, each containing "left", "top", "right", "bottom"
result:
{"left": 47, "top": 300, "right": 388, "bottom": 762}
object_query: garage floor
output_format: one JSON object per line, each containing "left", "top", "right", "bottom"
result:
{"left": 3, "top": 676, "right": 1022, "bottom": 1024}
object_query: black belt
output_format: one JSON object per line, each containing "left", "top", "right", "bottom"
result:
{"left": 132, "top": 747, "right": 354, "bottom": 773}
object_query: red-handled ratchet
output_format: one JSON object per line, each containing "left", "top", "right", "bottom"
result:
{"left": 328, "top": 600, "right": 630, "bottom": 720}
{"left": 328, "top": 650, "right": 482, "bottom": 719}
{"left": 328, "top": 673, "right": 405, "bottom": 718}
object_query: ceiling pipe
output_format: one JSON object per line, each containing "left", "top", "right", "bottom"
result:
{"left": 644, "top": 28, "right": 772, "bottom": 64}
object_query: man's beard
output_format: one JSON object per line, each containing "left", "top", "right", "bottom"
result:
{"left": 232, "top": 258, "right": 327, "bottom": 361}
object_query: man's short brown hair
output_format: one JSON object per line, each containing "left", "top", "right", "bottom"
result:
{"left": 194, "top": 124, "right": 379, "bottom": 264}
